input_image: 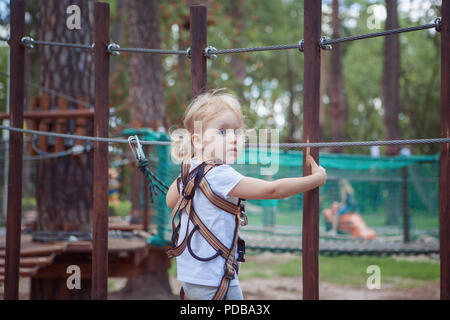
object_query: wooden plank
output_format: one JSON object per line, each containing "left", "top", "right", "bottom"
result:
{"left": 0, "top": 256, "right": 54, "bottom": 268}
{"left": 441, "top": 0, "right": 450, "bottom": 301}
{"left": 33, "top": 259, "right": 139, "bottom": 279}
{"left": 302, "top": 0, "right": 322, "bottom": 300}
{"left": 4, "top": 0, "right": 25, "bottom": 300}
{"left": 0, "top": 243, "right": 66, "bottom": 258}
{"left": 0, "top": 109, "right": 94, "bottom": 120}
{"left": 190, "top": 5, "right": 207, "bottom": 98}
{"left": 0, "top": 266, "right": 39, "bottom": 277}
{"left": 92, "top": 2, "right": 110, "bottom": 300}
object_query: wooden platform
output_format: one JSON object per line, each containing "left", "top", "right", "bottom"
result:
{"left": 0, "top": 233, "right": 165, "bottom": 281}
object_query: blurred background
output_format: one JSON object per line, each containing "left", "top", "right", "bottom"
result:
{"left": 0, "top": 0, "right": 443, "bottom": 299}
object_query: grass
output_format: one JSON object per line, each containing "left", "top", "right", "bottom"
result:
{"left": 109, "top": 200, "right": 132, "bottom": 217}
{"left": 169, "top": 253, "right": 440, "bottom": 290}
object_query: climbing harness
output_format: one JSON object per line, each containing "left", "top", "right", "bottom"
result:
{"left": 167, "top": 158, "right": 247, "bottom": 300}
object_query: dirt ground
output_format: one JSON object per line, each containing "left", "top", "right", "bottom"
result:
{"left": 1, "top": 252, "right": 440, "bottom": 300}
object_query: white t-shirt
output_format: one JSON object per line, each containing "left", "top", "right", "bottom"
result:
{"left": 176, "top": 157, "right": 245, "bottom": 287}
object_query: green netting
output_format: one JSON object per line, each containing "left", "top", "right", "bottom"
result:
{"left": 231, "top": 148, "right": 440, "bottom": 237}
{"left": 124, "top": 128, "right": 171, "bottom": 246}
{"left": 129, "top": 132, "right": 440, "bottom": 244}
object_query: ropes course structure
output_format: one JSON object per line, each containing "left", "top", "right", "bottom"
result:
{"left": 0, "top": 0, "right": 449, "bottom": 301}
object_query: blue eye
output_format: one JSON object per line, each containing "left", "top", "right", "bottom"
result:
{"left": 218, "top": 129, "right": 243, "bottom": 136}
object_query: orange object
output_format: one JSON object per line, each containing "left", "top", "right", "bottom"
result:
{"left": 338, "top": 213, "right": 377, "bottom": 240}
{"left": 322, "top": 202, "right": 376, "bottom": 240}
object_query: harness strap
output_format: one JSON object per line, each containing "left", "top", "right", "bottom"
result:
{"left": 212, "top": 198, "right": 241, "bottom": 300}
{"left": 168, "top": 159, "right": 245, "bottom": 300}
{"left": 167, "top": 162, "right": 218, "bottom": 258}
{"left": 167, "top": 199, "right": 193, "bottom": 258}
{"left": 181, "top": 167, "right": 241, "bottom": 215}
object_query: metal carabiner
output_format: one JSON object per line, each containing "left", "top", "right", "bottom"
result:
{"left": 128, "top": 135, "right": 146, "bottom": 162}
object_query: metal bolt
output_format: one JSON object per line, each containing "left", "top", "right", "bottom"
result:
{"left": 107, "top": 43, "right": 121, "bottom": 56}
{"left": 319, "top": 37, "right": 332, "bottom": 51}
{"left": 204, "top": 46, "right": 218, "bottom": 60}
{"left": 21, "top": 36, "right": 35, "bottom": 49}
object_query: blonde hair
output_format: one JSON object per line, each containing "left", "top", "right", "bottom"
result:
{"left": 169, "top": 88, "right": 246, "bottom": 162}
{"left": 339, "top": 179, "right": 354, "bottom": 202}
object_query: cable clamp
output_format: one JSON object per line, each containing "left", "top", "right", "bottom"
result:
{"left": 319, "top": 37, "right": 332, "bottom": 51}
{"left": 435, "top": 17, "right": 442, "bottom": 33}
{"left": 21, "top": 36, "right": 35, "bottom": 49}
{"left": 204, "top": 46, "right": 218, "bottom": 60}
{"left": 107, "top": 43, "right": 121, "bottom": 56}
{"left": 298, "top": 39, "right": 304, "bottom": 52}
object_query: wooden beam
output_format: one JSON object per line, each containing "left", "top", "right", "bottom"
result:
{"left": 441, "top": 1, "right": 450, "bottom": 301}
{"left": 190, "top": 5, "right": 207, "bottom": 98}
{"left": 92, "top": 2, "right": 110, "bottom": 300}
{"left": 302, "top": 0, "right": 322, "bottom": 300}
{"left": 4, "top": 0, "right": 25, "bottom": 300}
{"left": 0, "top": 109, "right": 95, "bottom": 120}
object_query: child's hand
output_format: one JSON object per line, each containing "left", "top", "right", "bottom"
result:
{"left": 307, "top": 155, "right": 327, "bottom": 186}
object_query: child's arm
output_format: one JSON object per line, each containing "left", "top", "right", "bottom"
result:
{"left": 166, "top": 175, "right": 181, "bottom": 209}
{"left": 229, "top": 155, "right": 326, "bottom": 200}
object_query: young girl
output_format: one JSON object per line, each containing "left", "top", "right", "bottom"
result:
{"left": 166, "top": 88, "right": 327, "bottom": 300}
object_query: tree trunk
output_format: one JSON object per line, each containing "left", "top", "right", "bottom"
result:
{"left": 120, "top": 0, "right": 171, "bottom": 298}
{"left": 126, "top": 0, "right": 164, "bottom": 225}
{"left": 383, "top": 0, "right": 401, "bottom": 225}
{"left": 33, "top": 0, "right": 94, "bottom": 299}
{"left": 36, "top": 0, "right": 94, "bottom": 232}
{"left": 327, "top": 0, "right": 347, "bottom": 153}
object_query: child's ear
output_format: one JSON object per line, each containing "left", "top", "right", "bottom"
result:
{"left": 191, "top": 133, "right": 203, "bottom": 149}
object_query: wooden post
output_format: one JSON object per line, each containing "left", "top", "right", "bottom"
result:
{"left": 92, "top": 2, "right": 110, "bottom": 300}
{"left": 402, "top": 166, "right": 410, "bottom": 243}
{"left": 440, "top": 1, "right": 450, "bottom": 301}
{"left": 302, "top": 0, "right": 321, "bottom": 300}
{"left": 4, "top": 0, "right": 25, "bottom": 300}
{"left": 190, "top": 5, "right": 207, "bottom": 98}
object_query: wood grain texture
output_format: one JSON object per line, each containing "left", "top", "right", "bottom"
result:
{"left": 302, "top": 0, "right": 322, "bottom": 301}
{"left": 92, "top": 2, "right": 110, "bottom": 300}
{"left": 4, "top": 0, "right": 25, "bottom": 300}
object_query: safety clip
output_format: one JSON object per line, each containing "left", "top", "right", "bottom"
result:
{"left": 128, "top": 135, "right": 146, "bottom": 162}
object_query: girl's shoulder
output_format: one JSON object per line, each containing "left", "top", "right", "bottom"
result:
{"left": 204, "top": 163, "right": 244, "bottom": 200}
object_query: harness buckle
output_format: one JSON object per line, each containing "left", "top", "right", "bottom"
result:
{"left": 239, "top": 203, "right": 248, "bottom": 226}
{"left": 224, "top": 260, "right": 235, "bottom": 280}
{"left": 237, "top": 237, "right": 246, "bottom": 262}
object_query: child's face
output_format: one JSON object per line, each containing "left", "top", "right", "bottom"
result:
{"left": 193, "top": 109, "right": 244, "bottom": 164}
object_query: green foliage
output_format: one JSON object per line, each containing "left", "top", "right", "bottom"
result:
{"left": 2, "top": 1, "right": 442, "bottom": 202}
